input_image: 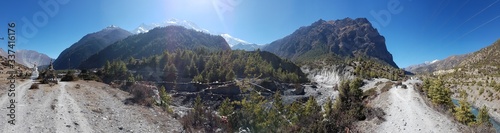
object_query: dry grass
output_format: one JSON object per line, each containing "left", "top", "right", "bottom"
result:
{"left": 127, "top": 83, "right": 156, "bottom": 106}
{"left": 363, "top": 87, "right": 378, "bottom": 100}
{"left": 381, "top": 81, "right": 394, "bottom": 93}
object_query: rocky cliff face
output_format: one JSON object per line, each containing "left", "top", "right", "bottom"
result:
{"left": 264, "top": 18, "right": 398, "bottom": 68}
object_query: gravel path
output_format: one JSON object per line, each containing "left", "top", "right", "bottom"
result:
{"left": 0, "top": 80, "right": 182, "bottom": 133}
{"left": 54, "top": 82, "right": 93, "bottom": 133}
{"left": 0, "top": 80, "right": 31, "bottom": 132}
{"left": 357, "top": 79, "right": 467, "bottom": 132}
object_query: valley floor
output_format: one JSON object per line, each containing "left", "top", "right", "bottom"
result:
{"left": 0, "top": 80, "right": 181, "bottom": 133}
{"left": 356, "top": 79, "right": 468, "bottom": 132}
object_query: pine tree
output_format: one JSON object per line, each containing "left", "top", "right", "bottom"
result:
{"left": 193, "top": 95, "right": 204, "bottom": 126}
{"left": 477, "top": 105, "right": 490, "bottom": 125}
{"left": 164, "top": 63, "right": 178, "bottom": 82}
{"left": 286, "top": 101, "right": 304, "bottom": 124}
{"left": 104, "top": 61, "right": 111, "bottom": 73}
{"left": 304, "top": 96, "right": 320, "bottom": 117}
{"left": 273, "top": 91, "right": 284, "bottom": 113}
{"left": 454, "top": 98, "right": 475, "bottom": 125}
{"left": 128, "top": 56, "right": 136, "bottom": 65}
{"left": 225, "top": 70, "right": 236, "bottom": 82}
{"left": 323, "top": 97, "right": 333, "bottom": 117}
{"left": 159, "top": 86, "right": 172, "bottom": 113}
{"left": 423, "top": 78, "right": 431, "bottom": 92}
{"left": 429, "top": 79, "right": 453, "bottom": 107}
{"left": 218, "top": 97, "right": 233, "bottom": 116}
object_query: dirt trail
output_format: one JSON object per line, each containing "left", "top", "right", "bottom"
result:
{"left": 357, "top": 79, "right": 467, "bottom": 132}
{"left": 54, "top": 82, "right": 93, "bottom": 133}
{"left": 0, "top": 80, "right": 31, "bottom": 132}
{"left": 0, "top": 80, "right": 181, "bottom": 133}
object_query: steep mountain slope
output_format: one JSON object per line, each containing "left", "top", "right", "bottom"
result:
{"left": 79, "top": 26, "right": 230, "bottom": 69}
{"left": 263, "top": 18, "right": 398, "bottom": 68}
{"left": 458, "top": 39, "right": 500, "bottom": 68}
{"left": 53, "top": 26, "right": 132, "bottom": 69}
{"left": 14, "top": 50, "right": 53, "bottom": 67}
{"left": 405, "top": 54, "right": 469, "bottom": 74}
{"left": 437, "top": 39, "right": 500, "bottom": 128}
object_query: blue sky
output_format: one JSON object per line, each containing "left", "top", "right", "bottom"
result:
{"left": 1, "top": 0, "right": 499, "bottom": 68}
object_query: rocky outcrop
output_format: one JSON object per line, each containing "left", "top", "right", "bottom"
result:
{"left": 301, "top": 65, "right": 355, "bottom": 88}
{"left": 264, "top": 18, "right": 398, "bottom": 68}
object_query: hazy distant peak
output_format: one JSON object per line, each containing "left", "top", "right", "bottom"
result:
{"left": 0, "top": 48, "right": 7, "bottom": 57}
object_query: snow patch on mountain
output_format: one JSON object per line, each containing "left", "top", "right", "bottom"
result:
{"left": 220, "top": 34, "right": 250, "bottom": 47}
{"left": 404, "top": 59, "right": 439, "bottom": 71}
{"left": 425, "top": 59, "right": 439, "bottom": 65}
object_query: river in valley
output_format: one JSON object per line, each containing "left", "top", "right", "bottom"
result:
{"left": 452, "top": 99, "right": 500, "bottom": 132}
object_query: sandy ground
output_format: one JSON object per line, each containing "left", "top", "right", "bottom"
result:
{"left": 0, "top": 80, "right": 182, "bottom": 133}
{"left": 356, "top": 79, "right": 467, "bottom": 132}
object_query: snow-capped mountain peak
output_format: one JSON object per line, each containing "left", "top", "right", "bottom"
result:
{"left": 132, "top": 19, "right": 261, "bottom": 50}
{"left": 132, "top": 19, "right": 210, "bottom": 34}
{"left": 220, "top": 33, "right": 250, "bottom": 47}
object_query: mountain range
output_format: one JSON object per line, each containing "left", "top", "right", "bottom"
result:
{"left": 404, "top": 55, "right": 468, "bottom": 74}
{"left": 263, "top": 18, "right": 398, "bottom": 68}
{"left": 133, "top": 19, "right": 261, "bottom": 51}
{"left": 0, "top": 48, "right": 53, "bottom": 68}
{"left": 405, "top": 39, "right": 500, "bottom": 76}
{"left": 53, "top": 25, "right": 132, "bottom": 69}
{"left": 79, "top": 26, "right": 230, "bottom": 69}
